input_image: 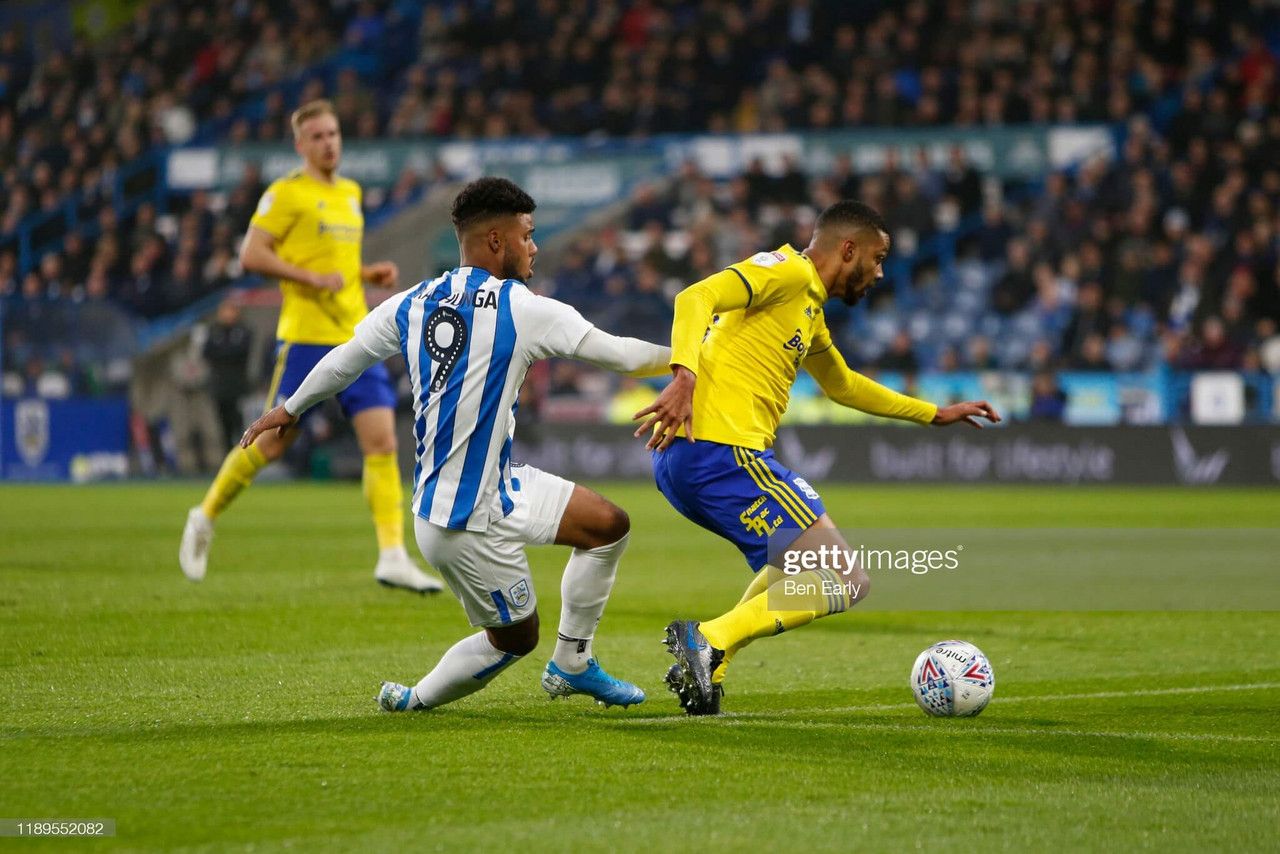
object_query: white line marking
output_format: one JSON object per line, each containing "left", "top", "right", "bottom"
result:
{"left": 710, "top": 720, "right": 1280, "bottom": 744}
{"left": 625, "top": 681, "right": 1280, "bottom": 733}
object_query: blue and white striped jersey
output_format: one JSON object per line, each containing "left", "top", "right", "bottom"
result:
{"left": 351, "top": 267, "right": 593, "bottom": 532}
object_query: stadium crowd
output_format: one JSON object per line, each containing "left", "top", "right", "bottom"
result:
{"left": 3, "top": 0, "right": 1280, "bottom": 406}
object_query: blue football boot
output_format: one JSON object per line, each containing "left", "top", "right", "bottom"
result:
{"left": 541, "top": 659, "right": 646, "bottom": 708}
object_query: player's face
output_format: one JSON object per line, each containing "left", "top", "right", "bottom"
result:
{"left": 499, "top": 213, "right": 537, "bottom": 281}
{"left": 295, "top": 114, "right": 342, "bottom": 173}
{"left": 840, "top": 230, "right": 890, "bottom": 306}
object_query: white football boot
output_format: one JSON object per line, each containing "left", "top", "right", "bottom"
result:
{"left": 179, "top": 507, "right": 214, "bottom": 582}
{"left": 374, "top": 546, "right": 444, "bottom": 594}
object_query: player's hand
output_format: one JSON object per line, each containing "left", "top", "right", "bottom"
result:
{"left": 241, "top": 405, "right": 300, "bottom": 448}
{"left": 309, "top": 271, "right": 345, "bottom": 293}
{"left": 931, "top": 400, "right": 1001, "bottom": 429}
{"left": 364, "top": 261, "right": 399, "bottom": 288}
{"left": 633, "top": 366, "right": 696, "bottom": 451}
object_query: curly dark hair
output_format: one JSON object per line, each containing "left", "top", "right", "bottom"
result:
{"left": 450, "top": 177, "right": 537, "bottom": 232}
{"left": 814, "top": 200, "right": 888, "bottom": 237}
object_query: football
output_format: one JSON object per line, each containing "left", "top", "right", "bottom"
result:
{"left": 910, "top": 640, "right": 996, "bottom": 717}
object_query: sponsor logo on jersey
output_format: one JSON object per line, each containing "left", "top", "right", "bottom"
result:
{"left": 256, "top": 192, "right": 275, "bottom": 216}
{"left": 442, "top": 289, "right": 499, "bottom": 309}
{"left": 316, "top": 220, "right": 361, "bottom": 242}
{"left": 750, "top": 251, "right": 787, "bottom": 267}
{"left": 739, "top": 498, "right": 783, "bottom": 538}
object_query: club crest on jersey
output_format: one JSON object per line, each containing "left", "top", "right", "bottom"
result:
{"left": 256, "top": 192, "right": 275, "bottom": 216}
{"left": 508, "top": 579, "right": 530, "bottom": 608}
{"left": 792, "top": 476, "right": 820, "bottom": 501}
{"left": 349, "top": 198, "right": 361, "bottom": 216}
{"left": 750, "top": 251, "right": 788, "bottom": 267}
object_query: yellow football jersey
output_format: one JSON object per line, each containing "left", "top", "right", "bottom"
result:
{"left": 249, "top": 169, "right": 367, "bottom": 345}
{"left": 678, "top": 244, "right": 832, "bottom": 450}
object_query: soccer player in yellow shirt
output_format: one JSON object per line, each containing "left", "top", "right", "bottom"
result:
{"left": 634, "top": 200, "right": 1000, "bottom": 714}
{"left": 179, "top": 99, "right": 442, "bottom": 594}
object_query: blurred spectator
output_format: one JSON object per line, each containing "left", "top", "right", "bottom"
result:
{"left": 877, "top": 331, "right": 918, "bottom": 373}
{"left": 992, "top": 239, "right": 1034, "bottom": 315}
{"left": 202, "top": 299, "right": 253, "bottom": 450}
{"left": 1183, "top": 316, "right": 1244, "bottom": 370}
{"left": 1029, "top": 371, "right": 1067, "bottom": 422}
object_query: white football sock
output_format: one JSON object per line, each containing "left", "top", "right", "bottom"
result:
{"left": 552, "top": 533, "right": 629, "bottom": 674}
{"left": 410, "top": 631, "right": 520, "bottom": 709}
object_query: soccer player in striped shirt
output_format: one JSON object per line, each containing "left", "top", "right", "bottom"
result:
{"left": 635, "top": 200, "right": 1001, "bottom": 714}
{"left": 242, "top": 178, "right": 671, "bottom": 710}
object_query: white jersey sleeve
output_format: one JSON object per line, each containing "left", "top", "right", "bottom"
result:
{"left": 512, "top": 290, "right": 594, "bottom": 361}
{"left": 350, "top": 292, "right": 405, "bottom": 361}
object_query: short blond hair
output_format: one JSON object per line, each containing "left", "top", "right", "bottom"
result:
{"left": 290, "top": 99, "right": 337, "bottom": 137}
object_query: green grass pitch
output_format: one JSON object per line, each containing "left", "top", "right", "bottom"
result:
{"left": 2, "top": 482, "right": 1277, "bottom": 852}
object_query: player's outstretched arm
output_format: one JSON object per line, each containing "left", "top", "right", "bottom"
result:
{"left": 242, "top": 290, "right": 405, "bottom": 449}
{"left": 240, "top": 226, "right": 343, "bottom": 292}
{"left": 805, "top": 345, "right": 999, "bottom": 427}
{"left": 631, "top": 270, "right": 753, "bottom": 451}
{"left": 572, "top": 328, "right": 671, "bottom": 377}
{"left": 241, "top": 404, "right": 299, "bottom": 447}
{"left": 931, "top": 401, "right": 1002, "bottom": 428}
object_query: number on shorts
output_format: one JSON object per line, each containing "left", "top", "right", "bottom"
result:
{"left": 424, "top": 306, "right": 469, "bottom": 393}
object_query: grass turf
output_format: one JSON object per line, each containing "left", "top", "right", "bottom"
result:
{"left": 1, "top": 483, "right": 1277, "bottom": 853}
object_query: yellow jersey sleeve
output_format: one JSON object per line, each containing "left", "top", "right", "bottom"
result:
{"left": 808, "top": 309, "right": 835, "bottom": 358}
{"left": 670, "top": 269, "right": 751, "bottom": 374}
{"left": 249, "top": 180, "right": 298, "bottom": 239}
{"left": 726, "top": 248, "right": 813, "bottom": 310}
{"left": 805, "top": 345, "right": 938, "bottom": 425}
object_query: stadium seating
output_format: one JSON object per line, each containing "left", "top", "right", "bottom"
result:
{"left": 1, "top": 0, "right": 1278, "bottom": 421}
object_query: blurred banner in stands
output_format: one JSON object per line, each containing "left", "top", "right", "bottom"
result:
{"left": 501, "top": 423, "right": 1280, "bottom": 487}
{"left": 168, "top": 126, "right": 1114, "bottom": 191}
{"left": 1, "top": 397, "right": 129, "bottom": 481}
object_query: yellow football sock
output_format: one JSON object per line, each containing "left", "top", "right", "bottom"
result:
{"left": 712, "top": 566, "right": 786, "bottom": 682}
{"left": 735, "top": 565, "right": 782, "bottom": 607}
{"left": 362, "top": 453, "right": 405, "bottom": 551}
{"left": 200, "top": 444, "right": 267, "bottom": 520}
{"left": 702, "top": 568, "right": 861, "bottom": 682}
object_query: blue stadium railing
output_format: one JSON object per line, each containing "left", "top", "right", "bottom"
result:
{"left": 2, "top": 149, "right": 169, "bottom": 277}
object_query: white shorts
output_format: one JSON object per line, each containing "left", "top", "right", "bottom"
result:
{"left": 414, "top": 464, "right": 576, "bottom": 628}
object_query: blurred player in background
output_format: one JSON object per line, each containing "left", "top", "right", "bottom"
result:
{"left": 179, "top": 99, "right": 443, "bottom": 594}
{"left": 635, "top": 200, "right": 1001, "bottom": 714}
